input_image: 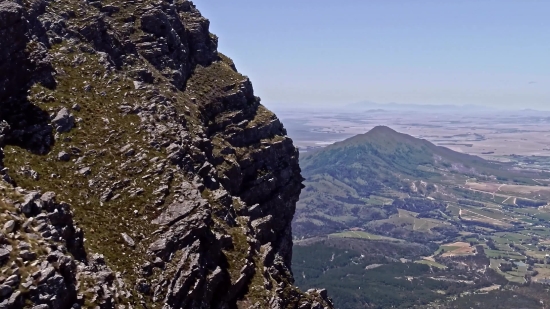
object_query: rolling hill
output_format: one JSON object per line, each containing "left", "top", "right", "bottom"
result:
{"left": 293, "top": 126, "right": 542, "bottom": 239}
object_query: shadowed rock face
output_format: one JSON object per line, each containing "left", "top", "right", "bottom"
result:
{"left": 0, "top": 0, "right": 332, "bottom": 308}
{"left": 0, "top": 1, "right": 55, "bottom": 155}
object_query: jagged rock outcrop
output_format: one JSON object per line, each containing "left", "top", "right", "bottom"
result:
{"left": 0, "top": 187, "right": 129, "bottom": 308}
{"left": 0, "top": 0, "right": 332, "bottom": 308}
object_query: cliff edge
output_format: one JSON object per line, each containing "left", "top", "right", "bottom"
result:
{"left": 0, "top": 0, "right": 332, "bottom": 308}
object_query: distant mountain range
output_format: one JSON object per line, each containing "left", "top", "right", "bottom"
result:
{"left": 347, "top": 101, "right": 498, "bottom": 112}
{"left": 270, "top": 101, "right": 550, "bottom": 115}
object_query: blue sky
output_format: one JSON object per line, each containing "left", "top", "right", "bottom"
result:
{"left": 194, "top": 1, "right": 550, "bottom": 110}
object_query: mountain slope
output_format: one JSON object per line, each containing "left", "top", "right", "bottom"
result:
{"left": 294, "top": 126, "right": 533, "bottom": 238}
{"left": 0, "top": 1, "right": 331, "bottom": 308}
{"left": 301, "top": 125, "right": 494, "bottom": 176}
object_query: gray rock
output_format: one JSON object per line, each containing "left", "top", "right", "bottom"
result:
{"left": 36, "top": 266, "right": 55, "bottom": 284}
{"left": 100, "top": 5, "right": 120, "bottom": 15}
{"left": 29, "top": 169, "right": 39, "bottom": 180}
{"left": 16, "top": 241, "right": 30, "bottom": 250}
{"left": 69, "top": 146, "right": 82, "bottom": 155}
{"left": 72, "top": 103, "right": 81, "bottom": 111}
{"left": 198, "top": 162, "right": 213, "bottom": 177}
{"left": 19, "top": 250, "right": 37, "bottom": 261}
{"left": 78, "top": 167, "right": 91, "bottom": 176}
{"left": 40, "top": 192, "right": 56, "bottom": 207}
{"left": 21, "top": 192, "right": 41, "bottom": 215}
{"left": 153, "top": 257, "right": 165, "bottom": 268}
{"left": 148, "top": 238, "right": 167, "bottom": 253}
{"left": 88, "top": 1, "right": 101, "bottom": 8}
{"left": 3, "top": 220, "right": 15, "bottom": 233}
{"left": 121, "top": 233, "right": 135, "bottom": 247}
{"left": 94, "top": 270, "right": 114, "bottom": 284}
{"left": 100, "top": 189, "right": 113, "bottom": 202}
{"left": 133, "top": 81, "right": 144, "bottom": 90}
{"left": 5, "top": 290, "right": 21, "bottom": 306}
{"left": 0, "top": 120, "right": 10, "bottom": 146}
{"left": 31, "top": 270, "right": 42, "bottom": 279}
{"left": 52, "top": 108, "right": 75, "bottom": 133}
{"left": 4, "top": 274, "right": 19, "bottom": 286}
{"left": 34, "top": 223, "right": 47, "bottom": 232}
{"left": 0, "top": 284, "right": 12, "bottom": 297}
{"left": 58, "top": 151, "right": 71, "bottom": 161}
{"left": 0, "top": 247, "right": 10, "bottom": 264}
{"left": 21, "top": 218, "right": 33, "bottom": 231}
{"left": 120, "top": 144, "right": 135, "bottom": 156}
{"left": 140, "top": 262, "right": 152, "bottom": 276}
{"left": 21, "top": 280, "right": 32, "bottom": 289}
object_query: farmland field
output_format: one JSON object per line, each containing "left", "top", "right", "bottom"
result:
{"left": 465, "top": 182, "right": 550, "bottom": 200}
{"left": 329, "top": 231, "right": 401, "bottom": 241}
{"left": 415, "top": 259, "right": 447, "bottom": 269}
{"left": 440, "top": 242, "right": 475, "bottom": 257}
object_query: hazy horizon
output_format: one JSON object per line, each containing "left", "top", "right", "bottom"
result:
{"left": 268, "top": 100, "right": 550, "bottom": 112}
{"left": 195, "top": 1, "right": 549, "bottom": 111}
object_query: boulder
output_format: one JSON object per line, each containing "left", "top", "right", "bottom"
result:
{"left": 52, "top": 108, "right": 75, "bottom": 133}
{"left": 121, "top": 233, "right": 135, "bottom": 247}
{"left": 3, "top": 220, "right": 15, "bottom": 233}
{"left": 57, "top": 151, "right": 71, "bottom": 161}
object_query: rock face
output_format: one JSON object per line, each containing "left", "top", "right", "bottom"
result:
{"left": 0, "top": 190, "right": 128, "bottom": 308}
{"left": 0, "top": 0, "right": 332, "bottom": 308}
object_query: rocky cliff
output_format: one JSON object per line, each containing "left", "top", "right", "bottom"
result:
{"left": 0, "top": 0, "right": 332, "bottom": 308}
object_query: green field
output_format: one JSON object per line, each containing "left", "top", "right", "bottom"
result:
{"left": 330, "top": 231, "right": 400, "bottom": 241}
{"left": 489, "top": 258, "right": 528, "bottom": 283}
{"left": 446, "top": 204, "right": 458, "bottom": 214}
{"left": 535, "top": 213, "right": 550, "bottom": 221}
{"left": 415, "top": 259, "right": 447, "bottom": 269}
{"left": 364, "top": 195, "right": 394, "bottom": 206}
{"left": 441, "top": 245, "right": 461, "bottom": 252}
{"left": 485, "top": 248, "right": 525, "bottom": 260}
{"left": 493, "top": 232, "right": 530, "bottom": 243}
